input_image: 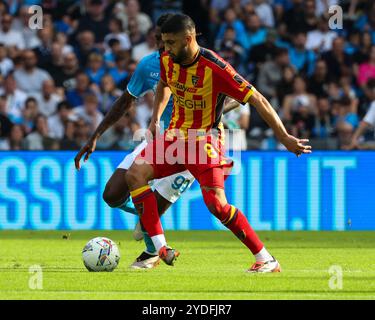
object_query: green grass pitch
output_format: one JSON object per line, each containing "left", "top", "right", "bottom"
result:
{"left": 1, "top": 230, "right": 375, "bottom": 300}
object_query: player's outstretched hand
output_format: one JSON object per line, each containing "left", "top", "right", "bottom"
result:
{"left": 280, "top": 134, "right": 312, "bottom": 157}
{"left": 74, "top": 137, "right": 97, "bottom": 170}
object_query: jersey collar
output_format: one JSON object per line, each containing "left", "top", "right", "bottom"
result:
{"left": 180, "top": 47, "right": 202, "bottom": 68}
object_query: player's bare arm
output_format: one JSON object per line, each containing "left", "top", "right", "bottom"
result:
{"left": 74, "top": 91, "right": 135, "bottom": 170}
{"left": 223, "top": 97, "right": 241, "bottom": 114}
{"left": 148, "top": 80, "right": 172, "bottom": 136}
{"left": 248, "top": 87, "right": 312, "bottom": 157}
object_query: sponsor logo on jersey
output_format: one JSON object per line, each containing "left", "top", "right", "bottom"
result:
{"left": 170, "top": 81, "right": 198, "bottom": 93}
{"left": 175, "top": 95, "right": 206, "bottom": 109}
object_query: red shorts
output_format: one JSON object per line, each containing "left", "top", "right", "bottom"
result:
{"left": 135, "top": 131, "right": 233, "bottom": 188}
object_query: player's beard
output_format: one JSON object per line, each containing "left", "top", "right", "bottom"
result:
{"left": 170, "top": 47, "right": 189, "bottom": 64}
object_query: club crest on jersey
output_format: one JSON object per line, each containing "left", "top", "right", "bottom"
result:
{"left": 192, "top": 75, "right": 200, "bottom": 86}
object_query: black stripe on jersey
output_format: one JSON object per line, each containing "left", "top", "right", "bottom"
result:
{"left": 234, "top": 73, "right": 253, "bottom": 91}
{"left": 233, "top": 74, "right": 243, "bottom": 85}
{"left": 201, "top": 47, "right": 253, "bottom": 90}
{"left": 212, "top": 93, "right": 226, "bottom": 129}
{"left": 200, "top": 47, "right": 227, "bottom": 69}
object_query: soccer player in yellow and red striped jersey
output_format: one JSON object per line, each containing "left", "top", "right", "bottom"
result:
{"left": 126, "top": 14, "right": 312, "bottom": 272}
{"left": 160, "top": 45, "right": 253, "bottom": 138}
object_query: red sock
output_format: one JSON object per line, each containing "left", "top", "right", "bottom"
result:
{"left": 130, "top": 186, "right": 163, "bottom": 237}
{"left": 224, "top": 204, "right": 264, "bottom": 254}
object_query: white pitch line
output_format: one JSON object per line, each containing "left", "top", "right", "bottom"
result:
{"left": 1, "top": 290, "right": 375, "bottom": 299}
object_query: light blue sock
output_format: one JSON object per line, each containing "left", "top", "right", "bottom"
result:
{"left": 139, "top": 222, "right": 156, "bottom": 254}
{"left": 143, "top": 230, "right": 157, "bottom": 255}
{"left": 116, "top": 197, "right": 138, "bottom": 215}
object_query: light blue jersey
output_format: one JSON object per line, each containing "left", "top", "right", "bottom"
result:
{"left": 127, "top": 51, "right": 173, "bottom": 129}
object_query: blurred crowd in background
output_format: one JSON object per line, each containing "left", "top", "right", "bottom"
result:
{"left": 0, "top": 0, "right": 375, "bottom": 151}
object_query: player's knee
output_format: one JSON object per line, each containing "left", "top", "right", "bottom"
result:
{"left": 202, "top": 189, "right": 236, "bottom": 225}
{"left": 202, "top": 189, "right": 225, "bottom": 218}
{"left": 102, "top": 184, "right": 125, "bottom": 208}
{"left": 102, "top": 186, "right": 114, "bottom": 207}
{"left": 102, "top": 169, "right": 130, "bottom": 207}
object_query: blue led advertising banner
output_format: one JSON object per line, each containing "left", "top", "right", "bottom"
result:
{"left": 0, "top": 151, "right": 374, "bottom": 231}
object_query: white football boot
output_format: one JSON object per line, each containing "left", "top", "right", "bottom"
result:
{"left": 130, "top": 251, "right": 161, "bottom": 269}
{"left": 246, "top": 257, "right": 281, "bottom": 273}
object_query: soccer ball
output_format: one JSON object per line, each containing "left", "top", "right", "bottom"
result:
{"left": 82, "top": 237, "right": 121, "bottom": 272}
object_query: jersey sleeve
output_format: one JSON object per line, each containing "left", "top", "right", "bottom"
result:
{"left": 216, "top": 63, "right": 254, "bottom": 104}
{"left": 126, "top": 58, "right": 148, "bottom": 98}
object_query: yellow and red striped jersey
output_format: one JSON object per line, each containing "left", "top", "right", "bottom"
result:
{"left": 160, "top": 47, "right": 254, "bottom": 138}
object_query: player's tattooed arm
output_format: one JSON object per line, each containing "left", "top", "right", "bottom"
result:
{"left": 248, "top": 87, "right": 312, "bottom": 157}
{"left": 74, "top": 91, "right": 135, "bottom": 170}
